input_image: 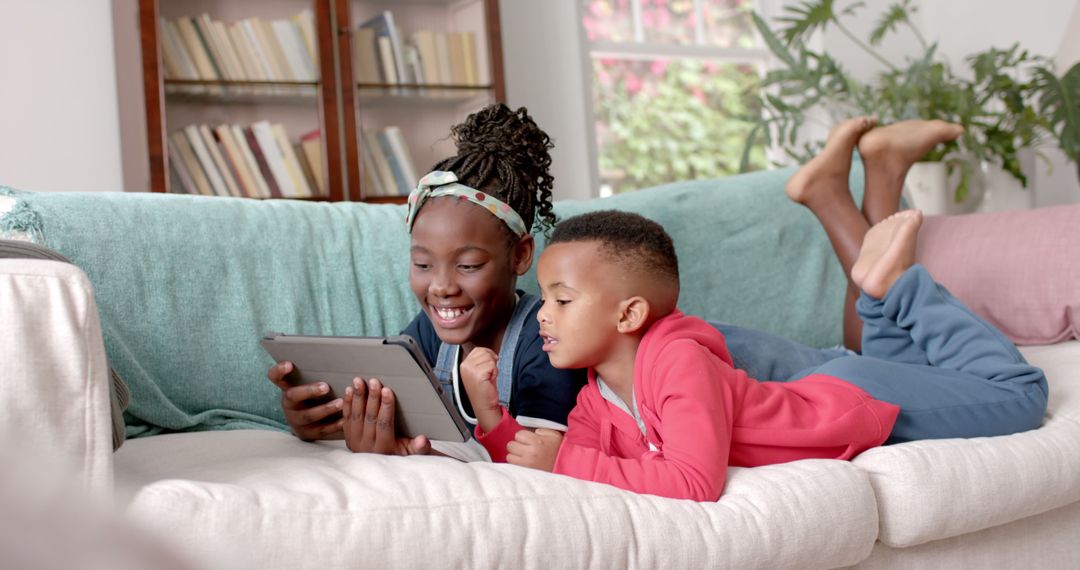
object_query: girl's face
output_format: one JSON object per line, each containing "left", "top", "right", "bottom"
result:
{"left": 409, "top": 197, "right": 534, "bottom": 352}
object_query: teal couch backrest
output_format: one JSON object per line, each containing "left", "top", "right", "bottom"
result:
{"left": 0, "top": 165, "right": 861, "bottom": 436}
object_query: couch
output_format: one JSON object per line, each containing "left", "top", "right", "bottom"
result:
{"left": 2, "top": 165, "right": 1079, "bottom": 569}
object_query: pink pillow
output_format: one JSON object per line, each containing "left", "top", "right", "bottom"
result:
{"left": 915, "top": 204, "right": 1080, "bottom": 345}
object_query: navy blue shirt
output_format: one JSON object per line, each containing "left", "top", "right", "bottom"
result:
{"left": 400, "top": 295, "right": 586, "bottom": 428}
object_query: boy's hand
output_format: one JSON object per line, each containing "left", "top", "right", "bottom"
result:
{"left": 342, "top": 377, "right": 431, "bottom": 456}
{"left": 506, "top": 429, "right": 563, "bottom": 472}
{"left": 267, "top": 361, "right": 344, "bottom": 441}
{"left": 459, "top": 347, "right": 503, "bottom": 432}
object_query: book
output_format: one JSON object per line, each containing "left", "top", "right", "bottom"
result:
{"left": 169, "top": 131, "right": 212, "bottom": 196}
{"left": 214, "top": 125, "right": 258, "bottom": 198}
{"left": 272, "top": 123, "right": 314, "bottom": 198}
{"left": 294, "top": 141, "right": 320, "bottom": 197}
{"left": 376, "top": 36, "right": 398, "bottom": 84}
{"left": 362, "top": 128, "right": 398, "bottom": 196}
{"left": 412, "top": 30, "right": 440, "bottom": 85}
{"left": 162, "top": 20, "right": 199, "bottom": 80}
{"left": 377, "top": 129, "right": 410, "bottom": 195}
{"left": 190, "top": 16, "right": 226, "bottom": 80}
{"left": 356, "top": 11, "right": 406, "bottom": 85}
{"left": 175, "top": 17, "right": 220, "bottom": 80}
{"left": 239, "top": 19, "right": 277, "bottom": 81}
{"left": 167, "top": 135, "right": 198, "bottom": 194}
{"left": 227, "top": 23, "right": 265, "bottom": 81}
{"left": 244, "top": 126, "right": 283, "bottom": 198}
{"left": 447, "top": 32, "right": 468, "bottom": 85}
{"left": 230, "top": 124, "right": 272, "bottom": 198}
{"left": 184, "top": 125, "right": 228, "bottom": 196}
{"left": 272, "top": 20, "right": 314, "bottom": 81}
{"left": 405, "top": 45, "right": 424, "bottom": 84}
{"left": 352, "top": 27, "right": 381, "bottom": 83}
{"left": 251, "top": 121, "right": 298, "bottom": 197}
{"left": 199, "top": 124, "right": 242, "bottom": 197}
{"left": 195, "top": 14, "right": 235, "bottom": 80}
{"left": 299, "top": 130, "right": 325, "bottom": 195}
{"left": 434, "top": 32, "right": 453, "bottom": 86}
{"left": 383, "top": 126, "right": 418, "bottom": 192}
{"left": 358, "top": 138, "right": 385, "bottom": 197}
{"left": 158, "top": 19, "right": 185, "bottom": 80}
{"left": 259, "top": 19, "right": 295, "bottom": 80}
{"left": 292, "top": 9, "right": 318, "bottom": 65}
{"left": 210, "top": 19, "right": 248, "bottom": 81}
{"left": 461, "top": 32, "right": 478, "bottom": 85}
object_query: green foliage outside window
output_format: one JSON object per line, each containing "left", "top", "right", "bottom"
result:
{"left": 594, "top": 58, "right": 766, "bottom": 194}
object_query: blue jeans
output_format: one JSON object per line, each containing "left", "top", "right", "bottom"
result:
{"left": 713, "top": 265, "right": 1048, "bottom": 444}
{"left": 709, "top": 322, "right": 850, "bottom": 382}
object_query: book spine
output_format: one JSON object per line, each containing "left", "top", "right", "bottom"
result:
{"left": 251, "top": 121, "right": 297, "bottom": 197}
{"left": 271, "top": 124, "right": 313, "bottom": 198}
{"left": 184, "top": 124, "right": 228, "bottom": 196}
{"left": 169, "top": 131, "right": 213, "bottom": 196}
{"left": 215, "top": 125, "right": 257, "bottom": 198}
{"left": 199, "top": 124, "right": 242, "bottom": 197}
{"left": 244, "top": 126, "right": 282, "bottom": 198}
{"left": 383, "top": 126, "right": 418, "bottom": 190}
{"left": 167, "top": 136, "right": 198, "bottom": 194}
{"left": 377, "top": 129, "right": 409, "bottom": 195}
{"left": 231, "top": 125, "right": 271, "bottom": 198}
{"left": 363, "top": 128, "right": 398, "bottom": 196}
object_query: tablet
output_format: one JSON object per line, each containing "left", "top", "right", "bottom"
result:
{"left": 260, "top": 333, "right": 471, "bottom": 443}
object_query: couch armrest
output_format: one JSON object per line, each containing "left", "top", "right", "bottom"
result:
{"left": 0, "top": 259, "right": 114, "bottom": 497}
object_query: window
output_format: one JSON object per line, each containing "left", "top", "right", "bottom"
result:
{"left": 581, "top": 0, "right": 769, "bottom": 196}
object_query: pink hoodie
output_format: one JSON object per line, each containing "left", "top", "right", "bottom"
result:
{"left": 552, "top": 310, "right": 900, "bottom": 501}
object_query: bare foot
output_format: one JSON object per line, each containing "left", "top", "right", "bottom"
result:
{"left": 851, "top": 209, "right": 923, "bottom": 299}
{"left": 859, "top": 119, "right": 963, "bottom": 181}
{"left": 786, "top": 116, "right": 877, "bottom": 206}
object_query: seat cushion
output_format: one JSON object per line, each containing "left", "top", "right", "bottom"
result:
{"left": 117, "top": 430, "right": 878, "bottom": 569}
{"left": 853, "top": 340, "right": 1080, "bottom": 548}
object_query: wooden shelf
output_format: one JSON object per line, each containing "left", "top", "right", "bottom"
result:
{"left": 138, "top": 0, "right": 505, "bottom": 202}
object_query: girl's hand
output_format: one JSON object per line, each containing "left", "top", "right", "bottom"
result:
{"left": 342, "top": 377, "right": 431, "bottom": 456}
{"left": 459, "top": 347, "right": 503, "bottom": 432}
{"left": 506, "top": 429, "right": 564, "bottom": 472}
{"left": 267, "top": 361, "right": 344, "bottom": 441}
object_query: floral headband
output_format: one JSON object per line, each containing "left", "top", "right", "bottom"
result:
{"left": 404, "top": 170, "right": 528, "bottom": 238}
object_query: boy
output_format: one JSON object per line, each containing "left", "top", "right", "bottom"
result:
{"left": 463, "top": 209, "right": 1045, "bottom": 502}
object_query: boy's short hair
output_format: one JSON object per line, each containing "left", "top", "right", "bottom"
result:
{"left": 549, "top": 210, "right": 679, "bottom": 286}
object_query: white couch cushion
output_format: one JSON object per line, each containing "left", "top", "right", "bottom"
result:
{"left": 854, "top": 341, "right": 1080, "bottom": 548}
{"left": 0, "top": 259, "right": 113, "bottom": 496}
{"left": 118, "top": 430, "right": 878, "bottom": 569}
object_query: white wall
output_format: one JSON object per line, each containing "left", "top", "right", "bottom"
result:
{"left": 0, "top": 0, "right": 124, "bottom": 192}
{"left": 499, "top": 0, "right": 596, "bottom": 201}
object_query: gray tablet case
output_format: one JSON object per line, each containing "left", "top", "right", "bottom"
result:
{"left": 260, "top": 333, "right": 470, "bottom": 443}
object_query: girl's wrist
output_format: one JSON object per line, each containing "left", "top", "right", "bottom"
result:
{"left": 475, "top": 406, "right": 503, "bottom": 433}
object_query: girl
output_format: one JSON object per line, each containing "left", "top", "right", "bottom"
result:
{"left": 266, "top": 104, "right": 586, "bottom": 461}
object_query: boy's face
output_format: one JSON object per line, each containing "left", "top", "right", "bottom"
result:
{"left": 409, "top": 197, "right": 531, "bottom": 350}
{"left": 536, "top": 241, "right": 624, "bottom": 370}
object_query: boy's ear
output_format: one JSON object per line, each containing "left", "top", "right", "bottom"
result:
{"left": 513, "top": 235, "right": 535, "bottom": 275}
{"left": 616, "top": 296, "right": 651, "bottom": 334}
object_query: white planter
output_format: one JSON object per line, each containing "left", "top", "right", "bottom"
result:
{"left": 903, "top": 162, "right": 950, "bottom": 215}
{"left": 903, "top": 160, "right": 985, "bottom": 215}
{"left": 978, "top": 150, "right": 1036, "bottom": 213}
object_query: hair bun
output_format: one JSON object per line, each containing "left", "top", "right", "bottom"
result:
{"left": 452, "top": 103, "right": 552, "bottom": 172}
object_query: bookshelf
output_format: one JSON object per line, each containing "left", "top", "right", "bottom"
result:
{"left": 138, "top": 0, "right": 505, "bottom": 202}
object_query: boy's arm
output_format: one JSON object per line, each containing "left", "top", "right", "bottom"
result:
{"left": 553, "top": 342, "right": 737, "bottom": 502}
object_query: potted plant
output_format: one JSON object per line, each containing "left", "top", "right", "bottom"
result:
{"left": 1033, "top": 60, "right": 1080, "bottom": 183}
{"left": 742, "top": 0, "right": 1054, "bottom": 210}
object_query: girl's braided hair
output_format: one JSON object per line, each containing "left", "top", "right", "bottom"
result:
{"left": 431, "top": 103, "right": 556, "bottom": 235}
